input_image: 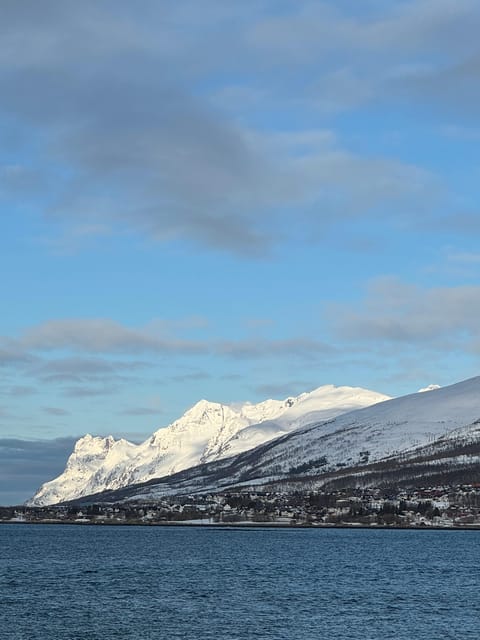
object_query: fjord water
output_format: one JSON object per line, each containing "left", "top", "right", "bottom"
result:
{"left": 1, "top": 525, "right": 479, "bottom": 639}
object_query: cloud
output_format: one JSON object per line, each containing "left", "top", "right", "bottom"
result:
{"left": 169, "top": 371, "right": 211, "bottom": 383}
{"left": 62, "top": 385, "right": 119, "bottom": 398}
{"left": 395, "top": 54, "right": 480, "bottom": 118}
{"left": 246, "top": 0, "right": 480, "bottom": 124}
{"left": 417, "top": 384, "right": 441, "bottom": 393}
{"left": 0, "top": 2, "right": 281, "bottom": 255}
{"left": 0, "top": 437, "right": 77, "bottom": 505}
{"left": 447, "top": 251, "right": 480, "bottom": 264}
{"left": 0, "top": 385, "right": 36, "bottom": 397}
{"left": 24, "top": 357, "right": 152, "bottom": 398}
{"left": 0, "top": 345, "right": 37, "bottom": 368}
{"left": 254, "top": 380, "right": 315, "bottom": 398}
{"left": 217, "top": 337, "right": 335, "bottom": 359}
{"left": 20, "top": 319, "right": 205, "bottom": 355}
{"left": 432, "top": 213, "right": 480, "bottom": 235}
{"left": 118, "top": 407, "right": 162, "bottom": 417}
{"left": 248, "top": 1, "right": 480, "bottom": 60}
{"left": 0, "top": 0, "right": 446, "bottom": 256}
{"left": 27, "top": 356, "right": 153, "bottom": 386}
{"left": 328, "top": 277, "right": 480, "bottom": 350}
{"left": 221, "top": 373, "right": 243, "bottom": 381}
{"left": 3, "top": 319, "right": 336, "bottom": 365}
{"left": 42, "top": 407, "right": 71, "bottom": 416}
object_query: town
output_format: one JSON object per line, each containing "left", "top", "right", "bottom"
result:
{"left": 2, "top": 484, "right": 480, "bottom": 528}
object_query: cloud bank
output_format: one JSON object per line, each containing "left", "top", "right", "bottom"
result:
{"left": 1, "top": 0, "right": 466, "bottom": 255}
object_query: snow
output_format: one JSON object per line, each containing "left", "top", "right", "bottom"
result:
{"left": 27, "top": 384, "right": 389, "bottom": 505}
{"left": 217, "top": 385, "right": 390, "bottom": 458}
{"left": 234, "top": 376, "right": 480, "bottom": 480}
{"left": 418, "top": 384, "right": 441, "bottom": 393}
{"left": 123, "top": 376, "right": 480, "bottom": 500}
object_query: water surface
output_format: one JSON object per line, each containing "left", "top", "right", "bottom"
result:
{"left": 1, "top": 524, "right": 478, "bottom": 639}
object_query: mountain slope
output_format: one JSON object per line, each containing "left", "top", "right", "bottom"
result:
{"left": 28, "top": 384, "right": 389, "bottom": 505}
{"left": 68, "top": 376, "right": 480, "bottom": 503}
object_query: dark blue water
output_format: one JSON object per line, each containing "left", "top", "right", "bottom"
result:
{"left": 0, "top": 524, "right": 479, "bottom": 639}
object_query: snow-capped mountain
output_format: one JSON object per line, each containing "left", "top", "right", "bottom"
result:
{"left": 240, "top": 376, "right": 480, "bottom": 481}
{"left": 27, "top": 384, "right": 389, "bottom": 506}
{"left": 73, "top": 376, "right": 480, "bottom": 503}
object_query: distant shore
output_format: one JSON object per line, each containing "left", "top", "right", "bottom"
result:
{"left": 2, "top": 519, "right": 480, "bottom": 531}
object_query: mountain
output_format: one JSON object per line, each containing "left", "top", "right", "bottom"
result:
{"left": 27, "top": 384, "right": 389, "bottom": 505}
{"left": 66, "top": 376, "right": 480, "bottom": 504}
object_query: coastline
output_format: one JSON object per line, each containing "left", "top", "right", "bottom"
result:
{"left": 2, "top": 519, "right": 480, "bottom": 531}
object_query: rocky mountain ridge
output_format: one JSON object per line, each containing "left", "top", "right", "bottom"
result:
{"left": 60, "top": 376, "right": 480, "bottom": 505}
{"left": 28, "top": 384, "right": 389, "bottom": 505}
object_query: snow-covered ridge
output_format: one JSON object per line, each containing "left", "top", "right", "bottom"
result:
{"left": 245, "top": 376, "right": 480, "bottom": 481}
{"left": 27, "top": 384, "right": 390, "bottom": 505}
{"left": 98, "top": 375, "right": 480, "bottom": 502}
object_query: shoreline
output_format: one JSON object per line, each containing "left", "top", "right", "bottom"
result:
{"left": 2, "top": 520, "right": 480, "bottom": 531}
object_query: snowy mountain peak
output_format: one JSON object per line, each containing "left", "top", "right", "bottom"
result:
{"left": 73, "top": 434, "right": 116, "bottom": 450}
{"left": 182, "top": 399, "right": 226, "bottom": 422}
{"left": 28, "top": 383, "right": 390, "bottom": 506}
{"left": 186, "top": 398, "right": 220, "bottom": 414}
{"left": 116, "top": 375, "right": 480, "bottom": 502}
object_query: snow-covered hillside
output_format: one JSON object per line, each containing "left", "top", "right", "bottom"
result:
{"left": 28, "top": 384, "right": 389, "bottom": 505}
{"left": 82, "top": 376, "right": 480, "bottom": 503}
{"left": 222, "top": 385, "right": 388, "bottom": 458}
{"left": 247, "top": 376, "right": 480, "bottom": 480}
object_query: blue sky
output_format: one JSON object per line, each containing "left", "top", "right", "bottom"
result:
{"left": 2, "top": 0, "right": 480, "bottom": 503}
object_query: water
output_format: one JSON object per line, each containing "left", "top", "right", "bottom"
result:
{"left": 0, "top": 524, "right": 479, "bottom": 639}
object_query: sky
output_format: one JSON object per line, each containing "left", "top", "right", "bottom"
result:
{"left": 2, "top": 0, "right": 480, "bottom": 504}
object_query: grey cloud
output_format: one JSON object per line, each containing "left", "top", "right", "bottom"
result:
{"left": 62, "top": 385, "right": 119, "bottom": 398}
{"left": 28, "top": 356, "right": 152, "bottom": 382}
{"left": 0, "top": 165, "right": 46, "bottom": 198}
{"left": 254, "top": 380, "right": 314, "bottom": 398}
{"left": 218, "top": 338, "right": 335, "bottom": 360}
{"left": 0, "top": 3, "right": 280, "bottom": 255}
{"left": 393, "top": 54, "right": 480, "bottom": 117}
{"left": 42, "top": 407, "right": 71, "bottom": 416}
{"left": 0, "top": 385, "right": 36, "bottom": 397}
{"left": 40, "top": 374, "right": 87, "bottom": 385}
{"left": 0, "top": 1, "right": 445, "bottom": 256}
{"left": 429, "top": 212, "right": 480, "bottom": 235}
{"left": 118, "top": 407, "right": 162, "bottom": 417}
{"left": 448, "top": 251, "right": 480, "bottom": 264}
{"left": 0, "top": 436, "right": 77, "bottom": 505}
{"left": 424, "top": 248, "right": 480, "bottom": 280}
{"left": 329, "top": 277, "right": 480, "bottom": 348}
{"left": 169, "top": 372, "right": 211, "bottom": 383}
{"left": 249, "top": 0, "right": 480, "bottom": 61}
{"left": 0, "top": 345, "right": 37, "bottom": 368}
{"left": 21, "top": 319, "right": 205, "bottom": 355}
{"left": 7, "top": 319, "right": 335, "bottom": 365}
{"left": 248, "top": 1, "right": 480, "bottom": 119}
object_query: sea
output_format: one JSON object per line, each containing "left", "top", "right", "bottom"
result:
{"left": 0, "top": 524, "right": 479, "bottom": 639}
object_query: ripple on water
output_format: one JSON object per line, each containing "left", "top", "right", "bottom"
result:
{"left": 0, "top": 525, "right": 479, "bottom": 640}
